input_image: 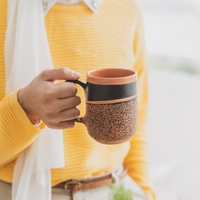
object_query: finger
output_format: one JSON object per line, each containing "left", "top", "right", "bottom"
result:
{"left": 57, "top": 96, "right": 81, "bottom": 111}
{"left": 44, "top": 107, "right": 80, "bottom": 127}
{"left": 59, "top": 107, "right": 80, "bottom": 121}
{"left": 43, "top": 105, "right": 80, "bottom": 125}
{"left": 59, "top": 120, "right": 76, "bottom": 129}
{"left": 54, "top": 81, "right": 78, "bottom": 99}
{"left": 39, "top": 68, "right": 81, "bottom": 82}
{"left": 46, "top": 119, "right": 76, "bottom": 130}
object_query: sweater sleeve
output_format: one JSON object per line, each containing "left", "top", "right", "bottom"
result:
{"left": 0, "top": 90, "right": 43, "bottom": 168}
{"left": 123, "top": 4, "right": 156, "bottom": 200}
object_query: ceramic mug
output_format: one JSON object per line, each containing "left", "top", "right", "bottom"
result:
{"left": 68, "top": 68, "right": 138, "bottom": 144}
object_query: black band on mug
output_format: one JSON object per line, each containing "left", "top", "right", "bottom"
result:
{"left": 87, "top": 81, "right": 137, "bottom": 101}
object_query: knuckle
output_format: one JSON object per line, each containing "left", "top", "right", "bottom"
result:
{"left": 45, "top": 114, "right": 55, "bottom": 123}
{"left": 43, "top": 88, "right": 53, "bottom": 99}
{"left": 46, "top": 120, "right": 62, "bottom": 130}
{"left": 68, "top": 84, "right": 77, "bottom": 96}
{"left": 66, "top": 120, "right": 76, "bottom": 129}
{"left": 73, "top": 108, "right": 80, "bottom": 117}
{"left": 40, "top": 69, "right": 50, "bottom": 78}
{"left": 43, "top": 104, "right": 54, "bottom": 113}
{"left": 74, "top": 96, "right": 81, "bottom": 105}
{"left": 59, "top": 67, "right": 66, "bottom": 75}
{"left": 45, "top": 121, "right": 55, "bottom": 129}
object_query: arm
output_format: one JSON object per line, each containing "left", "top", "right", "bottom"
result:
{"left": 0, "top": 68, "right": 81, "bottom": 168}
{"left": 0, "top": 91, "right": 41, "bottom": 167}
{"left": 123, "top": 4, "right": 156, "bottom": 200}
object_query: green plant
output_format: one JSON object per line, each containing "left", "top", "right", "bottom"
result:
{"left": 109, "top": 183, "right": 133, "bottom": 200}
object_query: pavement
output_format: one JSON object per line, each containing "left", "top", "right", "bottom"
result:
{"left": 147, "top": 67, "right": 200, "bottom": 200}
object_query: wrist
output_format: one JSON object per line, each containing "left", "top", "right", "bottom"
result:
{"left": 17, "top": 88, "right": 43, "bottom": 127}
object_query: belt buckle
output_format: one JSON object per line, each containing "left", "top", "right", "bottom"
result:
{"left": 64, "top": 181, "right": 82, "bottom": 192}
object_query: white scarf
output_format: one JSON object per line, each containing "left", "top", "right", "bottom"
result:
{"left": 5, "top": 0, "right": 64, "bottom": 199}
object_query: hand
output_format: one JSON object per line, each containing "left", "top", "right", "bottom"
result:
{"left": 18, "top": 68, "right": 81, "bottom": 129}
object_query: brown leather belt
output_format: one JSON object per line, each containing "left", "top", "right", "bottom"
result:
{"left": 53, "top": 169, "right": 127, "bottom": 192}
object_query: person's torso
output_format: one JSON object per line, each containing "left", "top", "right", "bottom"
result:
{"left": 0, "top": 0, "right": 138, "bottom": 185}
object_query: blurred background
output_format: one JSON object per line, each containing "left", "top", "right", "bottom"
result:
{"left": 138, "top": 0, "right": 200, "bottom": 199}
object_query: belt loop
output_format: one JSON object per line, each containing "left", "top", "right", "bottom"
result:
{"left": 111, "top": 171, "right": 120, "bottom": 183}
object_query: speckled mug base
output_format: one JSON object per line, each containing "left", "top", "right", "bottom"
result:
{"left": 83, "top": 97, "right": 138, "bottom": 144}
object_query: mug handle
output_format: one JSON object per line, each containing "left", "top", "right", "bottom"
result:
{"left": 67, "top": 80, "right": 87, "bottom": 90}
{"left": 66, "top": 80, "right": 87, "bottom": 123}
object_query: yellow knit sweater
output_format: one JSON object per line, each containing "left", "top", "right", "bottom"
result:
{"left": 0, "top": 1, "right": 155, "bottom": 199}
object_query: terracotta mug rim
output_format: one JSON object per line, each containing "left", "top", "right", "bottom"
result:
{"left": 87, "top": 68, "right": 137, "bottom": 85}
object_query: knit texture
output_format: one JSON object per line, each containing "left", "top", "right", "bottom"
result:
{"left": 0, "top": 1, "right": 155, "bottom": 199}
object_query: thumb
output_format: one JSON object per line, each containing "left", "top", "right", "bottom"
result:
{"left": 40, "top": 68, "right": 81, "bottom": 81}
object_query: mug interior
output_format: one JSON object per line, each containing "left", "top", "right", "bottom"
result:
{"left": 88, "top": 68, "right": 135, "bottom": 78}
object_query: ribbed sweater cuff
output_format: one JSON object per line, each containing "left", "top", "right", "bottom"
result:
{"left": 8, "top": 90, "right": 44, "bottom": 136}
